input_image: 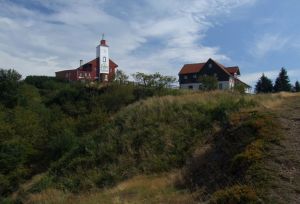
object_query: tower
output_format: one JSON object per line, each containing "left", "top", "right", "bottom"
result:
{"left": 96, "top": 34, "right": 109, "bottom": 82}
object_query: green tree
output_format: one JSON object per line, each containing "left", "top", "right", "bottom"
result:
{"left": 132, "top": 72, "right": 176, "bottom": 88}
{"left": 273, "top": 68, "right": 291, "bottom": 92}
{"left": 294, "top": 81, "right": 300, "bottom": 92}
{"left": 198, "top": 75, "right": 218, "bottom": 91}
{"left": 255, "top": 74, "right": 273, "bottom": 93}
{"left": 0, "top": 69, "right": 22, "bottom": 107}
{"left": 115, "top": 70, "right": 129, "bottom": 84}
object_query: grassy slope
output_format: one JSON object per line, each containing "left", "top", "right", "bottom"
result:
{"left": 13, "top": 92, "right": 300, "bottom": 204}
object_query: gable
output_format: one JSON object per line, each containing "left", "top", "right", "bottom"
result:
{"left": 198, "top": 59, "right": 232, "bottom": 81}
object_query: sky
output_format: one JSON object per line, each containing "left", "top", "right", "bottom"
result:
{"left": 0, "top": 0, "right": 300, "bottom": 87}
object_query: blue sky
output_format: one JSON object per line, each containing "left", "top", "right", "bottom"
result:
{"left": 0, "top": 0, "right": 300, "bottom": 87}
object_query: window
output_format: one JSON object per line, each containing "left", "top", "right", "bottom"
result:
{"left": 188, "top": 85, "right": 193, "bottom": 89}
{"left": 103, "top": 57, "right": 106, "bottom": 62}
{"left": 184, "top": 75, "right": 188, "bottom": 80}
{"left": 193, "top": 74, "right": 197, "bottom": 79}
{"left": 209, "top": 63, "right": 212, "bottom": 68}
{"left": 219, "top": 83, "right": 223, "bottom": 89}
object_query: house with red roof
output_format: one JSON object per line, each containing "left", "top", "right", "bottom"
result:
{"left": 55, "top": 37, "right": 118, "bottom": 82}
{"left": 178, "top": 58, "right": 250, "bottom": 91}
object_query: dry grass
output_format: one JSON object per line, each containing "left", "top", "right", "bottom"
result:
{"left": 25, "top": 172, "right": 197, "bottom": 204}
{"left": 251, "top": 92, "right": 300, "bottom": 109}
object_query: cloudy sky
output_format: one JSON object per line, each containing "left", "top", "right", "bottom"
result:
{"left": 1, "top": 0, "right": 300, "bottom": 86}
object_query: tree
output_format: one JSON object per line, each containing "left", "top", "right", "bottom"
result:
{"left": 132, "top": 72, "right": 176, "bottom": 88}
{"left": 198, "top": 75, "right": 218, "bottom": 91}
{"left": 255, "top": 74, "right": 273, "bottom": 93}
{"left": 294, "top": 81, "right": 300, "bottom": 92}
{"left": 0, "top": 69, "right": 22, "bottom": 107}
{"left": 0, "top": 69, "right": 21, "bottom": 81}
{"left": 114, "top": 70, "right": 129, "bottom": 84}
{"left": 273, "top": 67, "right": 291, "bottom": 92}
{"left": 234, "top": 83, "right": 247, "bottom": 94}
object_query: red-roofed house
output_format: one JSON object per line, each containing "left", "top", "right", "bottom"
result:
{"left": 178, "top": 58, "right": 250, "bottom": 91}
{"left": 55, "top": 38, "right": 118, "bottom": 82}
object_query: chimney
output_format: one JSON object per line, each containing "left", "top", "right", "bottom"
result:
{"left": 80, "top": 60, "right": 83, "bottom": 66}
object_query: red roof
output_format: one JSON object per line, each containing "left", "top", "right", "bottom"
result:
{"left": 179, "top": 59, "right": 239, "bottom": 77}
{"left": 178, "top": 63, "right": 205, "bottom": 74}
{"left": 225, "top": 66, "right": 240, "bottom": 75}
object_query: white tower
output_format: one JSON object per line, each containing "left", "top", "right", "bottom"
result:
{"left": 96, "top": 34, "right": 109, "bottom": 82}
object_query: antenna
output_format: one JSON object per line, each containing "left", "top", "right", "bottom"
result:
{"left": 102, "top": 33, "right": 105, "bottom": 40}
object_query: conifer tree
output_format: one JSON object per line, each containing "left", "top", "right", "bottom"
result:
{"left": 273, "top": 67, "right": 291, "bottom": 92}
{"left": 255, "top": 74, "right": 273, "bottom": 93}
{"left": 295, "top": 81, "right": 300, "bottom": 92}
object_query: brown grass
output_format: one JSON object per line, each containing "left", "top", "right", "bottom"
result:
{"left": 251, "top": 92, "right": 300, "bottom": 109}
{"left": 25, "top": 172, "right": 197, "bottom": 204}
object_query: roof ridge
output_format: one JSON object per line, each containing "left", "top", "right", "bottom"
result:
{"left": 210, "top": 59, "right": 232, "bottom": 76}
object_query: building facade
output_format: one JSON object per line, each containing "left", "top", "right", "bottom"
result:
{"left": 178, "top": 58, "right": 250, "bottom": 91}
{"left": 55, "top": 38, "right": 118, "bottom": 82}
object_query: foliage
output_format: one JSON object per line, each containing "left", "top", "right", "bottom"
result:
{"left": 198, "top": 75, "right": 218, "bottom": 91}
{"left": 255, "top": 74, "right": 273, "bottom": 93}
{"left": 0, "top": 71, "right": 181, "bottom": 198}
{"left": 26, "top": 92, "right": 256, "bottom": 196}
{"left": 234, "top": 83, "right": 247, "bottom": 94}
{"left": 209, "top": 185, "right": 260, "bottom": 204}
{"left": 0, "top": 69, "right": 277, "bottom": 203}
{"left": 114, "top": 70, "right": 129, "bottom": 83}
{"left": 132, "top": 72, "right": 176, "bottom": 88}
{"left": 273, "top": 68, "right": 291, "bottom": 92}
{"left": 0, "top": 69, "right": 22, "bottom": 108}
{"left": 179, "top": 110, "right": 281, "bottom": 203}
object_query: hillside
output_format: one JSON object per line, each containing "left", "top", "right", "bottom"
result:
{"left": 1, "top": 75, "right": 299, "bottom": 203}
{"left": 20, "top": 92, "right": 300, "bottom": 204}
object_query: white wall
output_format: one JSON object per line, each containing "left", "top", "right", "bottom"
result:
{"left": 218, "top": 81, "right": 230, "bottom": 90}
{"left": 96, "top": 45, "right": 109, "bottom": 74}
{"left": 180, "top": 81, "right": 236, "bottom": 91}
{"left": 180, "top": 83, "right": 201, "bottom": 90}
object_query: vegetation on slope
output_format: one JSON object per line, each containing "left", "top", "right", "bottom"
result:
{"left": 1, "top": 69, "right": 293, "bottom": 204}
{"left": 0, "top": 71, "right": 180, "bottom": 201}
{"left": 27, "top": 91, "right": 254, "bottom": 195}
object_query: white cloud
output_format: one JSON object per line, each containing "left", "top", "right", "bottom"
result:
{"left": 251, "top": 33, "right": 290, "bottom": 58}
{"left": 0, "top": 0, "right": 256, "bottom": 79}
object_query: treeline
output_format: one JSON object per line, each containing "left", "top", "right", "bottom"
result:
{"left": 0, "top": 68, "right": 179, "bottom": 199}
{"left": 255, "top": 67, "right": 300, "bottom": 93}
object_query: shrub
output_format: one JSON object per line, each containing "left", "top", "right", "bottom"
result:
{"left": 209, "top": 185, "right": 261, "bottom": 204}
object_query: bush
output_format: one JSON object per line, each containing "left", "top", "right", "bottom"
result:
{"left": 209, "top": 185, "right": 261, "bottom": 204}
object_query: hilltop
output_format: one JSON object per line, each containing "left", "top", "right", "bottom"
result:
{"left": 0, "top": 75, "right": 299, "bottom": 203}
